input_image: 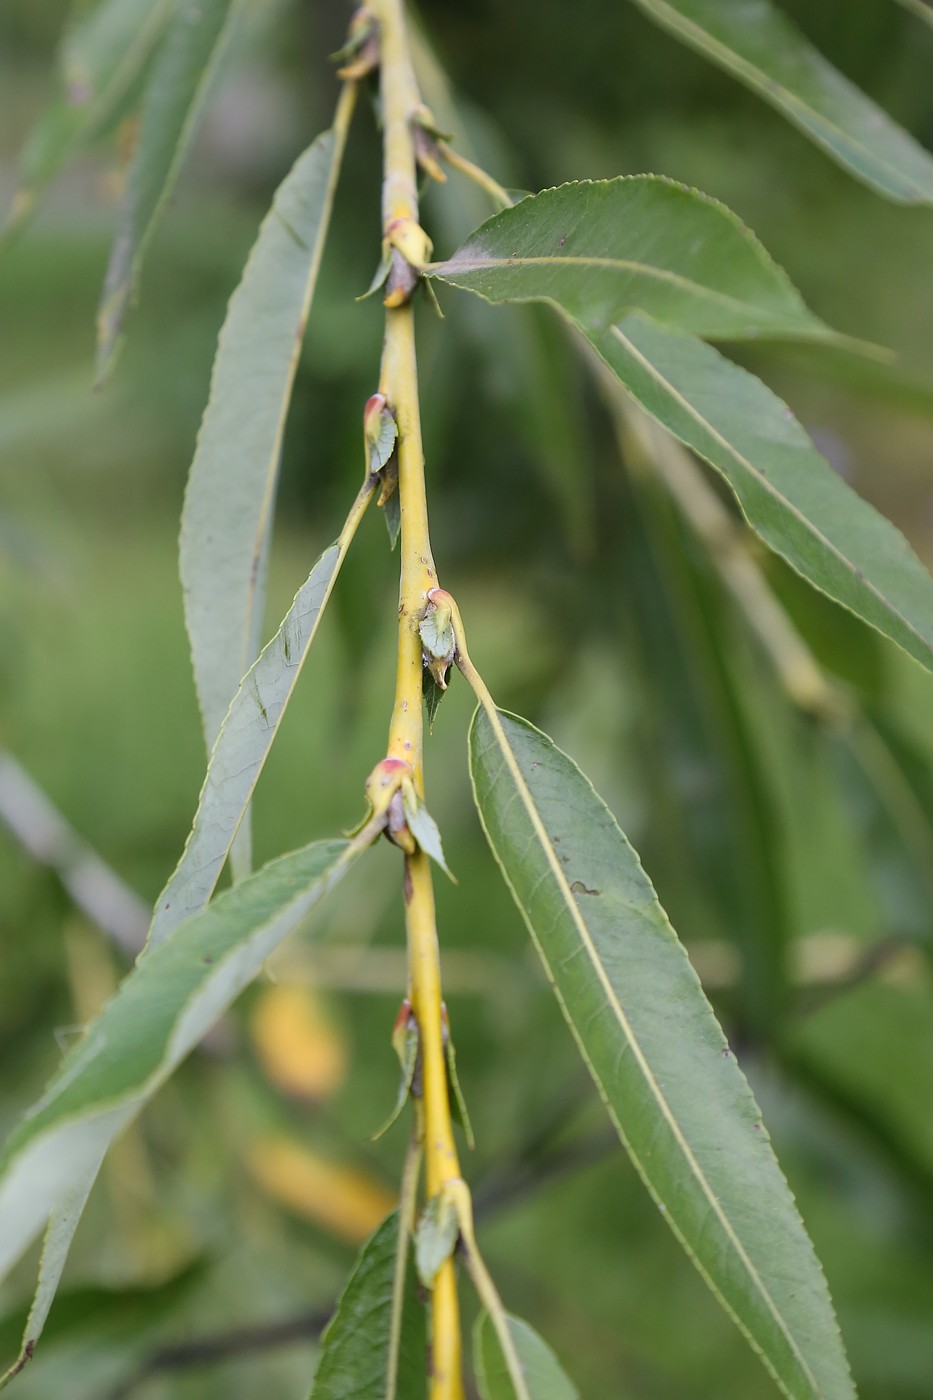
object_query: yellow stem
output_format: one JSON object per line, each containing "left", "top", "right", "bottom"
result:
{"left": 439, "top": 145, "right": 513, "bottom": 211}
{"left": 371, "top": 4, "right": 464, "bottom": 1395}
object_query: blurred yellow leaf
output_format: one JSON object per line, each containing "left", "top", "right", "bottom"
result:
{"left": 249, "top": 984, "right": 347, "bottom": 1101}
{"left": 247, "top": 1137, "right": 396, "bottom": 1244}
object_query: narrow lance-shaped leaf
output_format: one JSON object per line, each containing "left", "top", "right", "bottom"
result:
{"left": 179, "top": 94, "right": 353, "bottom": 879}
{"left": 474, "top": 1312, "right": 579, "bottom": 1400}
{"left": 0, "top": 1162, "right": 103, "bottom": 1390}
{"left": 591, "top": 314, "right": 933, "bottom": 678}
{"left": 4, "top": 0, "right": 173, "bottom": 234}
{"left": 0, "top": 837, "right": 363, "bottom": 1331}
{"left": 149, "top": 478, "right": 373, "bottom": 947}
{"left": 309, "top": 1210, "right": 426, "bottom": 1400}
{"left": 468, "top": 706, "right": 855, "bottom": 1400}
{"left": 430, "top": 178, "right": 831, "bottom": 342}
{"left": 626, "top": 0, "right": 933, "bottom": 204}
{"left": 97, "top": 0, "right": 239, "bottom": 374}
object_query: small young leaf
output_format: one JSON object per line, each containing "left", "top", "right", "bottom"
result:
{"left": 402, "top": 790, "right": 456, "bottom": 882}
{"left": 0, "top": 838, "right": 364, "bottom": 1315}
{"left": 310, "top": 1210, "right": 427, "bottom": 1400}
{"left": 424, "top": 669, "right": 447, "bottom": 730}
{"left": 591, "top": 315, "right": 933, "bottom": 678}
{"left": 468, "top": 705, "right": 855, "bottom": 1400}
{"left": 628, "top": 0, "right": 933, "bottom": 204}
{"left": 474, "top": 1311, "right": 579, "bottom": 1400}
{"left": 415, "top": 1189, "right": 460, "bottom": 1288}
{"left": 443, "top": 1011, "right": 475, "bottom": 1150}
{"left": 430, "top": 177, "right": 830, "bottom": 342}
{"left": 419, "top": 608, "right": 455, "bottom": 661}
{"left": 372, "top": 1003, "right": 419, "bottom": 1141}
{"left": 383, "top": 489, "right": 402, "bottom": 550}
{"left": 97, "top": 0, "right": 239, "bottom": 373}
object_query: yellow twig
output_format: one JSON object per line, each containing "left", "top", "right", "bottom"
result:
{"left": 371, "top": 3, "right": 464, "bottom": 1395}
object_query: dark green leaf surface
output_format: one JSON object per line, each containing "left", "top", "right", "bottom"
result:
{"left": 6, "top": 0, "right": 172, "bottom": 231}
{"left": 469, "top": 707, "right": 855, "bottom": 1400}
{"left": 179, "top": 117, "right": 350, "bottom": 844}
{"left": 0, "top": 838, "right": 359, "bottom": 1303}
{"left": 97, "top": 0, "right": 237, "bottom": 372}
{"left": 431, "top": 178, "right": 828, "bottom": 341}
{"left": 474, "top": 1312, "right": 578, "bottom": 1400}
{"left": 592, "top": 315, "right": 933, "bottom": 676}
{"left": 627, "top": 0, "right": 933, "bottom": 202}
{"left": 310, "top": 1211, "right": 426, "bottom": 1400}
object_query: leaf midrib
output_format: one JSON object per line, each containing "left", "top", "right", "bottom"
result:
{"left": 438, "top": 252, "right": 802, "bottom": 327}
{"left": 473, "top": 710, "right": 821, "bottom": 1396}
{"left": 607, "top": 321, "right": 931, "bottom": 664}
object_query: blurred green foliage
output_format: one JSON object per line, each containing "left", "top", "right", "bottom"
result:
{"left": 1, "top": 1, "right": 933, "bottom": 1396}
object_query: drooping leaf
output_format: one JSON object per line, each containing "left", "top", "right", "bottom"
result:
{"left": 179, "top": 100, "right": 353, "bottom": 880}
{"left": 309, "top": 1210, "right": 426, "bottom": 1400}
{"left": 590, "top": 315, "right": 933, "bottom": 677}
{"left": 97, "top": 0, "right": 239, "bottom": 374}
{"left": 474, "top": 1312, "right": 579, "bottom": 1400}
{"left": 150, "top": 480, "right": 373, "bottom": 947}
{"left": 5, "top": 0, "right": 173, "bottom": 234}
{"left": 430, "top": 177, "right": 830, "bottom": 342}
{"left": 0, "top": 837, "right": 363, "bottom": 1329}
{"left": 627, "top": 0, "right": 933, "bottom": 203}
{"left": 468, "top": 706, "right": 855, "bottom": 1400}
{"left": 0, "top": 1164, "right": 102, "bottom": 1390}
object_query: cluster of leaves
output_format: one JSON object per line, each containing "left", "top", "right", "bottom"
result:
{"left": 1, "top": 1, "right": 933, "bottom": 1397}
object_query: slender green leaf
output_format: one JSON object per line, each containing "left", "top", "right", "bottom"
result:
{"left": 591, "top": 314, "right": 933, "bottom": 676}
{"left": 474, "top": 1312, "right": 579, "bottom": 1400}
{"left": 627, "top": 0, "right": 933, "bottom": 203}
{"left": 0, "top": 1165, "right": 102, "bottom": 1390}
{"left": 179, "top": 109, "right": 351, "bottom": 881}
{"left": 468, "top": 706, "right": 855, "bottom": 1400}
{"left": 97, "top": 0, "right": 239, "bottom": 374}
{"left": 149, "top": 486, "right": 371, "bottom": 948}
{"left": 5, "top": 0, "right": 173, "bottom": 233}
{"left": 310, "top": 1211, "right": 426, "bottom": 1400}
{"left": 0, "top": 838, "right": 361, "bottom": 1312}
{"left": 430, "top": 178, "right": 829, "bottom": 341}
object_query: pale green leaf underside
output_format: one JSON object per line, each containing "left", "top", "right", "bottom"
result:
{"left": 180, "top": 120, "right": 347, "bottom": 778}
{"left": 310, "top": 1211, "right": 426, "bottom": 1400}
{"left": 430, "top": 177, "right": 829, "bottom": 341}
{"left": 97, "top": 0, "right": 237, "bottom": 373}
{"left": 149, "top": 541, "right": 341, "bottom": 947}
{"left": 628, "top": 0, "right": 933, "bottom": 203}
{"left": 0, "top": 1163, "right": 102, "bottom": 1389}
{"left": 7, "top": 0, "right": 173, "bottom": 229}
{"left": 0, "top": 838, "right": 357, "bottom": 1298}
{"left": 591, "top": 315, "right": 933, "bottom": 677}
{"left": 474, "top": 1312, "right": 579, "bottom": 1400}
{"left": 469, "top": 708, "right": 855, "bottom": 1400}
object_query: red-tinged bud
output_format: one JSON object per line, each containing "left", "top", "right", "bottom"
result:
{"left": 364, "top": 392, "right": 387, "bottom": 435}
